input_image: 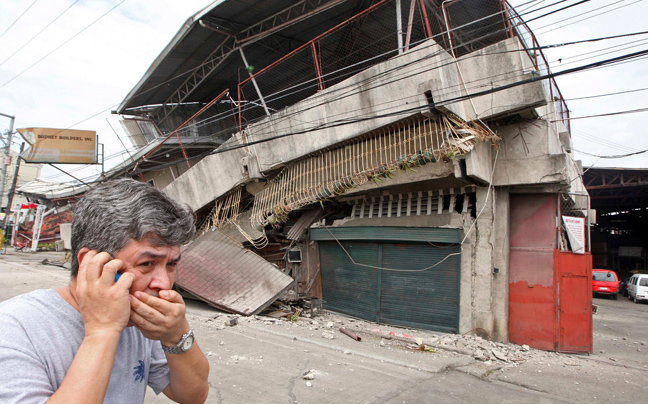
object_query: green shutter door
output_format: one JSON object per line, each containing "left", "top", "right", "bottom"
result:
{"left": 319, "top": 241, "right": 380, "bottom": 322}
{"left": 317, "top": 234, "right": 460, "bottom": 333}
{"left": 380, "top": 243, "right": 460, "bottom": 332}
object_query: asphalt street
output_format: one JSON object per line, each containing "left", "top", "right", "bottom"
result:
{"left": 0, "top": 250, "right": 646, "bottom": 403}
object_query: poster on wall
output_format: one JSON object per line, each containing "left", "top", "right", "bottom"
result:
{"left": 562, "top": 216, "right": 585, "bottom": 254}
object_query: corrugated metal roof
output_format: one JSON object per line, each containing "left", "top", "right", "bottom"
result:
{"left": 116, "top": 0, "right": 381, "bottom": 114}
{"left": 176, "top": 229, "right": 294, "bottom": 315}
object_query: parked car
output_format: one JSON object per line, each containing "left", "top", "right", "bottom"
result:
{"left": 627, "top": 274, "right": 648, "bottom": 303}
{"left": 592, "top": 269, "right": 619, "bottom": 300}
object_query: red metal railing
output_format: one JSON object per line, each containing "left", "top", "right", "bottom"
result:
{"left": 504, "top": 1, "right": 571, "bottom": 134}
{"left": 234, "top": 0, "right": 570, "bottom": 134}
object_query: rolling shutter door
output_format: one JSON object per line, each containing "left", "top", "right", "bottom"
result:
{"left": 314, "top": 227, "right": 461, "bottom": 333}
{"left": 380, "top": 243, "right": 460, "bottom": 332}
{"left": 319, "top": 241, "right": 380, "bottom": 321}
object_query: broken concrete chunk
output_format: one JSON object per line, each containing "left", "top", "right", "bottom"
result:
{"left": 490, "top": 349, "right": 508, "bottom": 362}
{"left": 521, "top": 344, "right": 530, "bottom": 352}
{"left": 226, "top": 317, "right": 238, "bottom": 327}
{"left": 322, "top": 331, "right": 335, "bottom": 339}
{"left": 302, "top": 370, "right": 315, "bottom": 380}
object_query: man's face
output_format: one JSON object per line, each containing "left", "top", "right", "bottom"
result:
{"left": 114, "top": 237, "right": 181, "bottom": 297}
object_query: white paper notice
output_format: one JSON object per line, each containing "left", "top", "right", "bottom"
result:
{"left": 562, "top": 216, "right": 585, "bottom": 254}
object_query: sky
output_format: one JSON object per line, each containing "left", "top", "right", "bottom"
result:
{"left": 0, "top": 0, "right": 646, "bottom": 185}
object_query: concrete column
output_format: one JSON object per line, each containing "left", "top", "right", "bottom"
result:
{"left": 470, "top": 186, "right": 495, "bottom": 338}
{"left": 491, "top": 187, "right": 510, "bottom": 341}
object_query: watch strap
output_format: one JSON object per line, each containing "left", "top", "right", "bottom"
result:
{"left": 161, "top": 328, "right": 194, "bottom": 354}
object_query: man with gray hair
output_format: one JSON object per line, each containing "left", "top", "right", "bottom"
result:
{"left": 0, "top": 179, "right": 209, "bottom": 403}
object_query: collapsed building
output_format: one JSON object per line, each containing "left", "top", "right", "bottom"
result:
{"left": 111, "top": 0, "right": 592, "bottom": 352}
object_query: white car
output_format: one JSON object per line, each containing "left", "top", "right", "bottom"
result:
{"left": 627, "top": 274, "right": 648, "bottom": 303}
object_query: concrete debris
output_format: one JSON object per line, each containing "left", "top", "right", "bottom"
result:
{"left": 302, "top": 370, "right": 315, "bottom": 380}
{"left": 306, "top": 381, "right": 312, "bottom": 387}
{"left": 226, "top": 317, "right": 239, "bottom": 327}
{"left": 239, "top": 308, "right": 566, "bottom": 371}
{"left": 322, "top": 331, "right": 335, "bottom": 340}
{"left": 491, "top": 349, "right": 509, "bottom": 362}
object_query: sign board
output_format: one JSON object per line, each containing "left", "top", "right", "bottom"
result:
{"left": 17, "top": 128, "right": 97, "bottom": 164}
{"left": 562, "top": 216, "right": 585, "bottom": 254}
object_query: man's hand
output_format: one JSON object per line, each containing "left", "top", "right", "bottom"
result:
{"left": 129, "top": 290, "right": 190, "bottom": 346}
{"left": 76, "top": 250, "right": 135, "bottom": 338}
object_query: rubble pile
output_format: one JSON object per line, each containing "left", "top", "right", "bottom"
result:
{"left": 194, "top": 308, "right": 573, "bottom": 371}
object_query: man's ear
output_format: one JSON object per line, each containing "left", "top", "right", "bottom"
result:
{"left": 76, "top": 248, "right": 92, "bottom": 269}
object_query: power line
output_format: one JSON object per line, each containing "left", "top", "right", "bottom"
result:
{"left": 0, "top": 0, "right": 39, "bottom": 42}
{"left": 565, "top": 87, "right": 648, "bottom": 101}
{"left": 0, "top": 0, "right": 81, "bottom": 68}
{"left": 551, "top": 107, "right": 648, "bottom": 122}
{"left": 571, "top": 148, "right": 648, "bottom": 159}
{"left": 534, "top": 0, "right": 641, "bottom": 36}
{"left": 34, "top": 1, "right": 641, "bottom": 179}
{"left": 0, "top": 0, "right": 127, "bottom": 89}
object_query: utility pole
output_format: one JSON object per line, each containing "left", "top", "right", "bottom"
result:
{"left": 0, "top": 113, "right": 15, "bottom": 210}
{"left": 3, "top": 142, "right": 24, "bottom": 229}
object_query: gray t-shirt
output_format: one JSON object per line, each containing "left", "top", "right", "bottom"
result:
{"left": 0, "top": 289, "right": 170, "bottom": 404}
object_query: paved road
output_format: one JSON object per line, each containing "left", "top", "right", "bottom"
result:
{"left": 1, "top": 250, "right": 647, "bottom": 403}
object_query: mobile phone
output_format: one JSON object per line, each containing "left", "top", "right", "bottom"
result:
{"left": 114, "top": 272, "right": 122, "bottom": 282}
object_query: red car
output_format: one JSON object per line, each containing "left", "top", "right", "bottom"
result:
{"left": 592, "top": 269, "right": 619, "bottom": 300}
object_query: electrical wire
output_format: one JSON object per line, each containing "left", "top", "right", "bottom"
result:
{"left": 0, "top": 1, "right": 81, "bottom": 68}
{"left": 564, "top": 86, "right": 648, "bottom": 101}
{"left": 31, "top": 0, "right": 647, "bottom": 179}
{"left": 570, "top": 148, "right": 648, "bottom": 159}
{"left": 0, "top": 0, "right": 127, "bottom": 89}
{"left": 0, "top": 0, "right": 39, "bottom": 42}
{"left": 550, "top": 107, "right": 648, "bottom": 122}
{"left": 534, "top": 0, "right": 641, "bottom": 36}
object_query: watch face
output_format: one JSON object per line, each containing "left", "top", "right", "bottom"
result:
{"left": 182, "top": 335, "right": 194, "bottom": 351}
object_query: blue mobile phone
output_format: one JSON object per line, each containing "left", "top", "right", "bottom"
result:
{"left": 114, "top": 272, "right": 122, "bottom": 282}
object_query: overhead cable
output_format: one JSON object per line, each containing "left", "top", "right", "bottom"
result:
{"left": 0, "top": 0, "right": 39, "bottom": 42}
{"left": 0, "top": 0, "right": 81, "bottom": 68}
{"left": 0, "top": 0, "right": 127, "bottom": 89}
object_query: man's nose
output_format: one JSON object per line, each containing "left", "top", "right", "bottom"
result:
{"left": 150, "top": 266, "right": 172, "bottom": 290}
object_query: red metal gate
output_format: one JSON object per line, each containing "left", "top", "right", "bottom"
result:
{"left": 509, "top": 194, "right": 592, "bottom": 353}
{"left": 555, "top": 250, "right": 592, "bottom": 353}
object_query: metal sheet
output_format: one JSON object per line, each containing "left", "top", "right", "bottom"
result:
{"left": 176, "top": 230, "right": 294, "bottom": 315}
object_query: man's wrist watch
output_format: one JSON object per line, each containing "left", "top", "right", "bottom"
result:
{"left": 161, "top": 328, "right": 194, "bottom": 354}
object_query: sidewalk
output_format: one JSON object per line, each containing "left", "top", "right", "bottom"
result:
{"left": 1, "top": 250, "right": 646, "bottom": 403}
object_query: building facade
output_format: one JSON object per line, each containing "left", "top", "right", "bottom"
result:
{"left": 116, "top": 0, "right": 593, "bottom": 352}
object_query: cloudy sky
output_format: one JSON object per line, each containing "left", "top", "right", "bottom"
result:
{"left": 0, "top": 0, "right": 646, "bottom": 184}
